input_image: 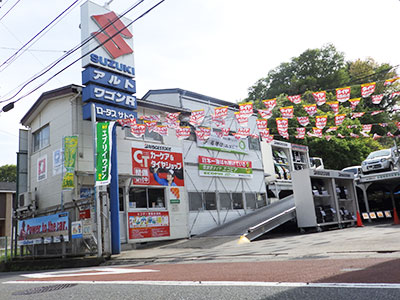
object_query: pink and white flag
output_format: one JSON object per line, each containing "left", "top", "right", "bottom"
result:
{"left": 315, "top": 115, "right": 328, "bottom": 129}
{"left": 280, "top": 106, "right": 294, "bottom": 119}
{"left": 297, "top": 116, "right": 310, "bottom": 127}
{"left": 361, "top": 82, "right": 376, "bottom": 97}
{"left": 371, "top": 94, "right": 383, "bottom": 104}
{"left": 262, "top": 98, "right": 277, "bottom": 111}
{"left": 335, "top": 114, "right": 346, "bottom": 126}
{"left": 336, "top": 87, "right": 351, "bottom": 102}
{"left": 258, "top": 109, "right": 273, "bottom": 119}
{"left": 312, "top": 91, "right": 326, "bottom": 106}
{"left": 287, "top": 95, "right": 302, "bottom": 104}
{"left": 349, "top": 98, "right": 361, "bottom": 110}
{"left": 327, "top": 101, "right": 339, "bottom": 114}
{"left": 303, "top": 104, "right": 317, "bottom": 116}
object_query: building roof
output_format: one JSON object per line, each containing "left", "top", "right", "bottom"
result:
{"left": 0, "top": 182, "right": 16, "bottom": 192}
{"left": 20, "top": 84, "right": 82, "bottom": 126}
{"left": 142, "top": 88, "right": 239, "bottom": 109}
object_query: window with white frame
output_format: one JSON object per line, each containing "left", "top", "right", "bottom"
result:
{"left": 33, "top": 125, "right": 50, "bottom": 152}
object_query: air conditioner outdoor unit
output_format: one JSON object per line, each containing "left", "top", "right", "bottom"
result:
{"left": 18, "top": 192, "right": 35, "bottom": 208}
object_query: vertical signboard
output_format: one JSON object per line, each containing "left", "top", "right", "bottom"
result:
{"left": 62, "top": 136, "right": 78, "bottom": 190}
{"left": 96, "top": 122, "right": 115, "bottom": 186}
{"left": 37, "top": 155, "right": 47, "bottom": 182}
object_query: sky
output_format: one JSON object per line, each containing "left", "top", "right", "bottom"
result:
{"left": 0, "top": 0, "right": 400, "bottom": 166}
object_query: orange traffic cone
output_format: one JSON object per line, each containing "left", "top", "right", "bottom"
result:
{"left": 393, "top": 209, "right": 400, "bottom": 225}
{"left": 356, "top": 211, "right": 364, "bottom": 227}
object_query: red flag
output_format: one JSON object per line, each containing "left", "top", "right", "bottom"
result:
{"left": 373, "top": 133, "right": 382, "bottom": 140}
{"left": 371, "top": 110, "right": 383, "bottom": 116}
{"left": 189, "top": 109, "right": 205, "bottom": 126}
{"left": 256, "top": 119, "right": 268, "bottom": 133}
{"left": 336, "top": 87, "right": 351, "bottom": 102}
{"left": 235, "top": 112, "right": 249, "bottom": 127}
{"left": 360, "top": 131, "right": 370, "bottom": 138}
{"left": 313, "top": 127, "right": 323, "bottom": 138}
{"left": 140, "top": 115, "right": 161, "bottom": 122}
{"left": 396, "top": 121, "right": 400, "bottom": 130}
{"left": 196, "top": 127, "right": 211, "bottom": 141}
{"left": 212, "top": 117, "right": 226, "bottom": 128}
{"left": 371, "top": 94, "right": 383, "bottom": 104}
{"left": 349, "top": 98, "right": 361, "bottom": 110}
{"left": 337, "top": 133, "right": 345, "bottom": 139}
{"left": 326, "top": 126, "right": 338, "bottom": 133}
{"left": 258, "top": 109, "right": 273, "bottom": 119}
{"left": 287, "top": 95, "right": 302, "bottom": 104}
{"left": 262, "top": 98, "right": 277, "bottom": 111}
{"left": 327, "top": 101, "right": 339, "bottom": 114}
{"left": 387, "top": 132, "right": 394, "bottom": 137}
{"left": 130, "top": 124, "right": 146, "bottom": 137}
{"left": 325, "top": 135, "right": 332, "bottom": 141}
{"left": 263, "top": 134, "right": 274, "bottom": 143}
{"left": 276, "top": 118, "right": 289, "bottom": 139}
{"left": 362, "top": 124, "right": 372, "bottom": 133}
{"left": 312, "top": 91, "right": 326, "bottom": 106}
{"left": 391, "top": 91, "right": 400, "bottom": 98}
{"left": 384, "top": 77, "right": 400, "bottom": 86}
{"left": 351, "top": 112, "right": 365, "bottom": 119}
{"left": 350, "top": 133, "right": 359, "bottom": 138}
{"left": 214, "top": 106, "right": 228, "bottom": 119}
{"left": 361, "top": 82, "right": 376, "bottom": 97}
{"left": 239, "top": 102, "right": 254, "bottom": 116}
{"left": 296, "top": 127, "right": 306, "bottom": 139}
{"left": 176, "top": 126, "right": 191, "bottom": 140}
{"left": 303, "top": 104, "right": 317, "bottom": 116}
{"left": 117, "top": 117, "right": 136, "bottom": 128}
{"left": 144, "top": 120, "right": 157, "bottom": 132}
{"left": 297, "top": 116, "right": 310, "bottom": 126}
{"left": 280, "top": 106, "right": 294, "bottom": 119}
{"left": 335, "top": 114, "right": 346, "bottom": 126}
{"left": 315, "top": 115, "right": 328, "bottom": 129}
{"left": 233, "top": 127, "right": 250, "bottom": 139}
{"left": 153, "top": 125, "right": 168, "bottom": 136}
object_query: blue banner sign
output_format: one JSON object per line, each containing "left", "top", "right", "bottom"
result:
{"left": 82, "top": 66, "right": 136, "bottom": 94}
{"left": 83, "top": 102, "right": 137, "bottom": 121}
{"left": 82, "top": 83, "right": 137, "bottom": 109}
{"left": 17, "top": 212, "right": 69, "bottom": 246}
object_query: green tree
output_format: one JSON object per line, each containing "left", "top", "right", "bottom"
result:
{"left": 245, "top": 45, "right": 399, "bottom": 169}
{"left": 0, "top": 164, "right": 17, "bottom": 182}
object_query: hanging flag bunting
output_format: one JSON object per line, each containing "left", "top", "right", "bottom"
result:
{"left": 360, "top": 131, "right": 370, "bottom": 138}
{"left": 351, "top": 112, "right": 365, "bottom": 119}
{"left": 264, "top": 134, "right": 274, "bottom": 143}
{"left": 250, "top": 133, "right": 259, "bottom": 139}
{"left": 335, "top": 114, "right": 346, "bottom": 126}
{"left": 276, "top": 118, "right": 289, "bottom": 139}
{"left": 165, "top": 112, "right": 180, "bottom": 122}
{"left": 391, "top": 91, "right": 400, "bottom": 98}
{"left": 96, "top": 121, "right": 115, "bottom": 186}
{"left": 214, "top": 106, "right": 228, "bottom": 119}
{"left": 371, "top": 110, "right": 383, "bottom": 116}
{"left": 347, "top": 125, "right": 358, "bottom": 129}
{"left": 130, "top": 123, "right": 146, "bottom": 137}
{"left": 296, "top": 127, "right": 306, "bottom": 139}
{"left": 280, "top": 106, "right": 294, "bottom": 119}
{"left": 336, "top": 87, "right": 351, "bottom": 102}
{"left": 312, "top": 91, "right": 326, "bottom": 106}
{"left": 213, "top": 117, "right": 226, "bottom": 128}
{"left": 260, "top": 128, "right": 270, "bottom": 139}
{"left": 326, "top": 126, "right": 338, "bottom": 133}
{"left": 140, "top": 115, "right": 161, "bottom": 122}
{"left": 361, "top": 82, "right": 376, "bottom": 97}
{"left": 384, "top": 77, "right": 400, "bottom": 86}
{"left": 62, "top": 136, "right": 78, "bottom": 190}
{"left": 349, "top": 98, "right": 361, "bottom": 110}
{"left": 196, "top": 127, "right": 211, "bottom": 141}
{"left": 166, "top": 120, "right": 180, "bottom": 129}
{"left": 235, "top": 112, "right": 249, "bottom": 127}
{"left": 176, "top": 126, "right": 191, "bottom": 140}
{"left": 258, "top": 109, "right": 273, "bottom": 119}
{"left": 387, "top": 132, "right": 394, "bottom": 137}
{"left": 379, "top": 123, "right": 388, "bottom": 127}
{"left": 315, "top": 115, "right": 328, "bottom": 129}
{"left": 313, "top": 127, "right": 323, "bottom": 138}
{"left": 221, "top": 128, "right": 230, "bottom": 136}
{"left": 362, "top": 124, "right": 372, "bottom": 133}
{"left": 396, "top": 121, "right": 400, "bottom": 130}
{"left": 373, "top": 133, "right": 382, "bottom": 140}
{"left": 189, "top": 109, "right": 205, "bottom": 126}
{"left": 371, "top": 94, "right": 384, "bottom": 104}
{"left": 256, "top": 119, "right": 268, "bottom": 133}
{"left": 337, "top": 133, "right": 345, "bottom": 139}
{"left": 239, "top": 102, "right": 254, "bottom": 116}
{"left": 117, "top": 117, "right": 136, "bottom": 128}
{"left": 233, "top": 127, "right": 250, "bottom": 139}
{"left": 327, "top": 101, "right": 339, "bottom": 114}
{"left": 325, "top": 135, "right": 333, "bottom": 141}
{"left": 350, "top": 133, "right": 359, "bottom": 138}
{"left": 144, "top": 120, "right": 157, "bottom": 132}
{"left": 153, "top": 125, "right": 168, "bottom": 136}
{"left": 297, "top": 116, "right": 310, "bottom": 127}
{"left": 303, "top": 104, "right": 317, "bottom": 116}
{"left": 263, "top": 98, "right": 277, "bottom": 111}
{"left": 287, "top": 95, "right": 302, "bottom": 104}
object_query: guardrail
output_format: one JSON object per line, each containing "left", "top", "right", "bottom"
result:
{"left": 0, "top": 236, "right": 9, "bottom": 262}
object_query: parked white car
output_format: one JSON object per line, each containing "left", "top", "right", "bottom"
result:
{"left": 361, "top": 147, "right": 399, "bottom": 174}
{"left": 341, "top": 166, "right": 362, "bottom": 178}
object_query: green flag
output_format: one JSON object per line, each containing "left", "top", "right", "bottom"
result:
{"left": 96, "top": 122, "right": 115, "bottom": 186}
{"left": 62, "top": 136, "right": 78, "bottom": 190}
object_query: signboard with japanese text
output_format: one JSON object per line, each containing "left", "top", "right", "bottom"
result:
{"left": 82, "top": 102, "right": 137, "bottom": 121}
{"left": 18, "top": 212, "right": 69, "bottom": 246}
{"left": 198, "top": 156, "right": 253, "bottom": 178}
{"left": 128, "top": 211, "right": 170, "bottom": 240}
{"left": 82, "top": 66, "right": 136, "bottom": 93}
{"left": 71, "top": 221, "right": 83, "bottom": 239}
{"left": 82, "top": 84, "right": 137, "bottom": 109}
{"left": 131, "top": 142, "right": 184, "bottom": 186}
{"left": 197, "top": 132, "right": 249, "bottom": 155}
{"left": 96, "top": 122, "right": 115, "bottom": 186}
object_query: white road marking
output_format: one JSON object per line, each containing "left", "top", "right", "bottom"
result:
{"left": 4, "top": 280, "right": 400, "bottom": 289}
{"left": 20, "top": 267, "right": 159, "bottom": 279}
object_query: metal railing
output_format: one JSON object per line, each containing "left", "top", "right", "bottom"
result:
{"left": 0, "top": 236, "right": 9, "bottom": 262}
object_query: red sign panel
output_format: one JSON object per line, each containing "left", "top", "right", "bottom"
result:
{"left": 132, "top": 146, "right": 184, "bottom": 186}
{"left": 128, "top": 211, "right": 170, "bottom": 239}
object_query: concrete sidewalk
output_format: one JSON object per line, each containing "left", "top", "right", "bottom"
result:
{"left": 109, "top": 223, "right": 400, "bottom": 265}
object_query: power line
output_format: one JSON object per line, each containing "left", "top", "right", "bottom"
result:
{"left": 0, "top": 0, "right": 147, "bottom": 103}
{"left": 0, "top": 46, "right": 67, "bottom": 53}
{"left": 0, "top": 0, "right": 21, "bottom": 22}
{"left": 0, "top": 0, "right": 83, "bottom": 72}
{"left": 3, "top": 0, "right": 166, "bottom": 106}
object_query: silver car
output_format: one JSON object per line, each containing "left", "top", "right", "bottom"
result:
{"left": 361, "top": 148, "right": 399, "bottom": 174}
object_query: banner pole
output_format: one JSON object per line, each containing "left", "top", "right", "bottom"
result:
{"left": 91, "top": 103, "right": 102, "bottom": 257}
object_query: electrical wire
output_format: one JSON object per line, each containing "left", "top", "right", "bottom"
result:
{"left": 0, "top": 0, "right": 82, "bottom": 71}
{"left": 5, "top": 0, "right": 166, "bottom": 106}
{"left": 0, "top": 46, "right": 66, "bottom": 53}
{"left": 0, "top": 0, "right": 21, "bottom": 22}
{"left": 0, "top": 0, "right": 147, "bottom": 103}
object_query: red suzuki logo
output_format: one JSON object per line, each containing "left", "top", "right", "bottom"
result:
{"left": 91, "top": 11, "right": 133, "bottom": 59}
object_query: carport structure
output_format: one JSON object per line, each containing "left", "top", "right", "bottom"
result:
{"left": 356, "top": 171, "right": 400, "bottom": 223}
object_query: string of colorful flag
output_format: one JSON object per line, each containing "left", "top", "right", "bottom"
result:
{"left": 115, "top": 76, "right": 400, "bottom": 142}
